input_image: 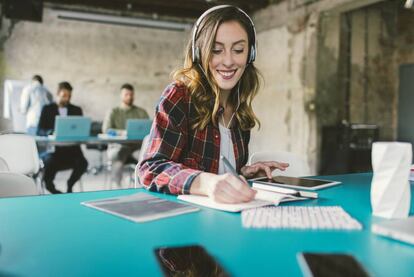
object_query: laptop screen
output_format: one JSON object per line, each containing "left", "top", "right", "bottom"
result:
{"left": 126, "top": 119, "right": 152, "bottom": 139}
{"left": 54, "top": 116, "right": 91, "bottom": 139}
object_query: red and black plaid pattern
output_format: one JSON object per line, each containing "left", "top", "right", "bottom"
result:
{"left": 138, "top": 82, "right": 250, "bottom": 195}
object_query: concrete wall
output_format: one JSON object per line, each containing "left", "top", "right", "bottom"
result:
{"left": 316, "top": 1, "right": 414, "bottom": 142}
{"left": 347, "top": 2, "right": 399, "bottom": 140}
{"left": 252, "top": 12, "right": 319, "bottom": 173}
{"left": 0, "top": 4, "right": 325, "bottom": 173}
{"left": 251, "top": 0, "right": 413, "bottom": 173}
{"left": 250, "top": 0, "right": 368, "bottom": 173}
{"left": 2, "top": 0, "right": 411, "bottom": 175}
{"left": 0, "top": 8, "right": 189, "bottom": 129}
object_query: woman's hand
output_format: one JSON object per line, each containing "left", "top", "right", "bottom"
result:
{"left": 240, "top": 161, "right": 289, "bottom": 179}
{"left": 190, "top": 172, "right": 256, "bottom": 204}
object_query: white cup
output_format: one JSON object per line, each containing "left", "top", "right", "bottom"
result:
{"left": 371, "top": 142, "right": 412, "bottom": 219}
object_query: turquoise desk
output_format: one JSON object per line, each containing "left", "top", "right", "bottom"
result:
{"left": 1, "top": 173, "right": 413, "bottom": 276}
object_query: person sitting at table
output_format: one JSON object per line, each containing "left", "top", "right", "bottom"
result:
{"left": 37, "top": 81, "right": 88, "bottom": 194}
{"left": 102, "top": 83, "right": 149, "bottom": 187}
{"left": 138, "top": 5, "right": 288, "bottom": 204}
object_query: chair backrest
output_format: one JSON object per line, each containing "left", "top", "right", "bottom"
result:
{"left": 90, "top": 120, "right": 103, "bottom": 136}
{"left": 0, "top": 134, "right": 40, "bottom": 175}
{"left": 248, "top": 151, "right": 311, "bottom": 177}
{"left": 0, "top": 157, "right": 9, "bottom": 172}
{"left": 0, "top": 172, "right": 38, "bottom": 197}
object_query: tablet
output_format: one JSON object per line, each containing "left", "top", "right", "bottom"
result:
{"left": 251, "top": 176, "right": 341, "bottom": 191}
{"left": 81, "top": 193, "right": 199, "bottom": 223}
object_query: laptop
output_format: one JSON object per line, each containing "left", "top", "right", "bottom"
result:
{"left": 372, "top": 216, "right": 414, "bottom": 245}
{"left": 126, "top": 119, "right": 152, "bottom": 139}
{"left": 51, "top": 116, "right": 91, "bottom": 140}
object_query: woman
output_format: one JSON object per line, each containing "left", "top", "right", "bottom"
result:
{"left": 138, "top": 5, "right": 288, "bottom": 204}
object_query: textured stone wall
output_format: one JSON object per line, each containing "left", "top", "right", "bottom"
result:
{"left": 0, "top": 8, "right": 189, "bottom": 129}
{"left": 1, "top": 0, "right": 412, "bottom": 175}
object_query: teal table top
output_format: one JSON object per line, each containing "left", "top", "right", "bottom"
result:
{"left": 0, "top": 173, "right": 413, "bottom": 276}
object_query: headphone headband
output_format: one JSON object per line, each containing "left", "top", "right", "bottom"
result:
{"left": 191, "top": 5, "right": 257, "bottom": 65}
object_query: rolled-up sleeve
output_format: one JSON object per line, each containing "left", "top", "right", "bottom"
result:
{"left": 138, "top": 84, "right": 202, "bottom": 195}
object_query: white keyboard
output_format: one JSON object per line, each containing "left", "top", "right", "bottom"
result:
{"left": 242, "top": 206, "right": 362, "bottom": 230}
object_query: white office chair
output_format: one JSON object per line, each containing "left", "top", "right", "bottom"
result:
{"left": 0, "top": 133, "right": 40, "bottom": 174}
{"left": 0, "top": 134, "right": 42, "bottom": 192}
{"left": 0, "top": 133, "right": 83, "bottom": 193}
{"left": 0, "top": 172, "right": 39, "bottom": 197}
{"left": 248, "top": 151, "right": 311, "bottom": 177}
{"left": 0, "top": 157, "right": 9, "bottom": 172}
{"left": 134, "top": 134, "right": 151, "bottom": 188}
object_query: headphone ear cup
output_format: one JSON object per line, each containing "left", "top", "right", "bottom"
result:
{"left": 249, "top": 45, "right": 256, "bottom": 63}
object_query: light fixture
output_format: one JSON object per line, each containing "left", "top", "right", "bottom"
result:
{"left": 56, "top": 10, "right": 193, "bottom": 31}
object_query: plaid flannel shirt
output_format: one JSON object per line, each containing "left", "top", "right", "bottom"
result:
{"left": 138, "top": 82, "right": 250, "bottom": 195}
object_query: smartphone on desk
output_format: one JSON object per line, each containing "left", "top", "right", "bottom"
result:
{"left": 297, "top": 252, "right": 370, "bottom": 277}
{"left": 154, "top": 245, "right": 230, "bottom": 277}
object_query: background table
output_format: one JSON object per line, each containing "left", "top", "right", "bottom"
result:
{"left": 35, "top": 136, "right": 142, "bottom": 146}
{"left": 1, "top": 173, "right": 413, "bottom": 276}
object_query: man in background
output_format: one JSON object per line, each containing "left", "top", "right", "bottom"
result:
{"left": 38, "top": 81, "right": 88, "bottom": 194}
{"left": 102, "top": 83, "right": 149, "bottom": 187}
{"left": 20, "top": 75, "right": 53, "bottom": 135}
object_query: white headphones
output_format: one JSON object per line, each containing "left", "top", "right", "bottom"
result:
{"left": 191, "top": 5, "right": 257, "bottom": 65}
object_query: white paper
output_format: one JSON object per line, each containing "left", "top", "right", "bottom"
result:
{"left": 177, "top": 195, "right": 271, "bottom": 212}
{"left": 371, "top": 142, "right": 412, "bottom": 219}
{"left": 177, "top": 190, "right": 305, "bottom": 213}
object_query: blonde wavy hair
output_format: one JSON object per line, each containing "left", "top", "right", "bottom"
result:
{"left": 172, "top": 6, "right": 261, "bottom": 131}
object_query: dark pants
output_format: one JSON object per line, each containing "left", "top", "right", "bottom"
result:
{"left": 42, "top": 146, "right": 88, "bottom": 193}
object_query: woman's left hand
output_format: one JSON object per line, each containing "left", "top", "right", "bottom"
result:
{"left": 240, "top": 161, "right": 289, "bottom": 179}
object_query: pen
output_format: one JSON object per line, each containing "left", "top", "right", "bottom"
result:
{"left": 220, "top": 156, "right": 295, "bottom": 203}
{"left": 220, "top": 155, "right": 244, "bottom": 183}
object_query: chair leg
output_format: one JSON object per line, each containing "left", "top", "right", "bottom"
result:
{"left": 104, "top": 161, "right": 112, "bottom": 190}
{"left": 128, "top": 164, "right": 135, "bottom": 188}
{"left": 78, "top": 178, "right": 84, "bottom": 192}
{"left": 104, "top": 172, "right": 109, "bottom": 190}
{"left": 39, "top": 177, "right": 45, "bottom": 194}
{"left": 33, "top": 172, "right": 45, "bottom": 195}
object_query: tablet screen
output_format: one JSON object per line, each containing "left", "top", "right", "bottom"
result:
{"left": 255, "top": 176, "right": 334, "bottom": 188}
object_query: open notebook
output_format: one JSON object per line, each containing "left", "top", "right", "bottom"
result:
{"left": 178, "top": 190, "right": 311, "bottom": 213}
